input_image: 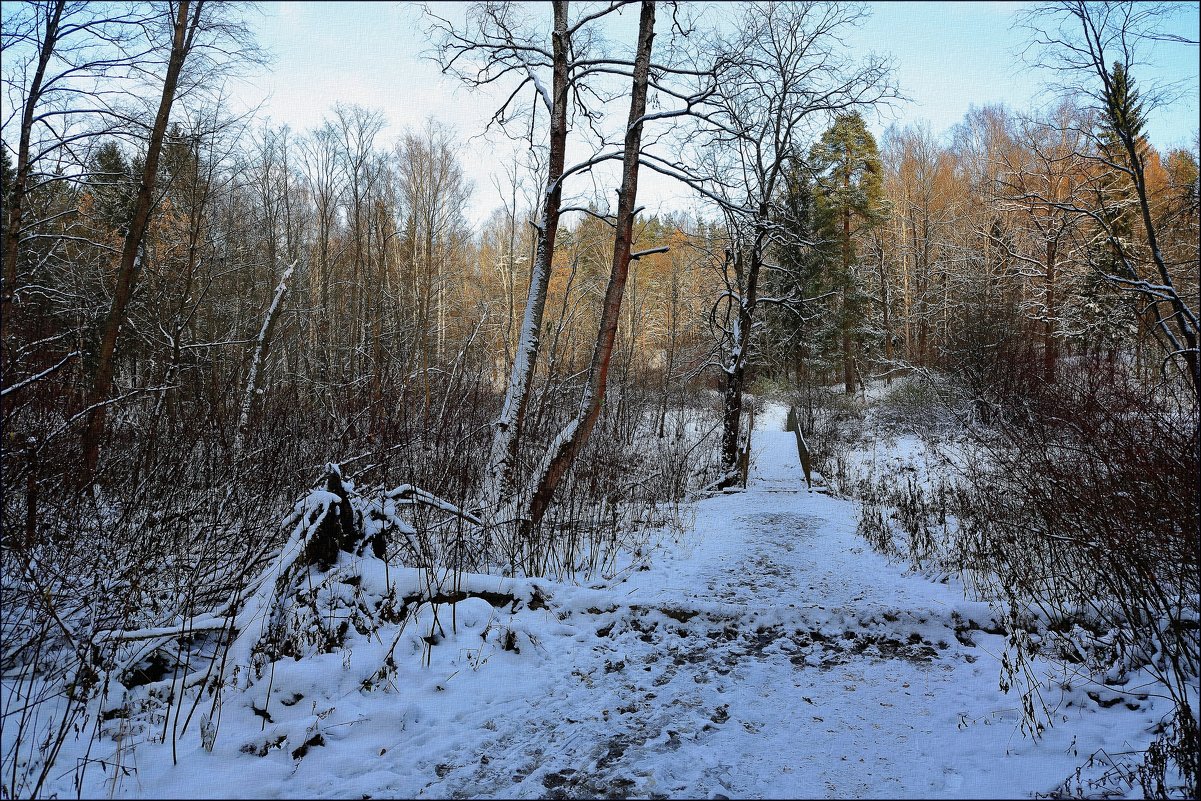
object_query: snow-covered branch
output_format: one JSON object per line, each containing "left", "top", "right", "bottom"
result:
{"left": 1, "top": 351, "right": 79, "bottom": 398}
{"left": 232, "top": 261, "right": 295, "bottom": 459}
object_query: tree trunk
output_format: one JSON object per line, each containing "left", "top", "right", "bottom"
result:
{"left": 1120, "top": 119, "right": 1201, "bottom": 401}
{"left": 81, "top": 0, "right": 199, "bottom": 480}
{"left": 879, "top": 244, "right": 893, "bottom": 376}
{"left": 2, "top": 1, "right": 65, "bottom": 374}
{"left": 842, "top": 150, "right": 854, "bottom": 394}
{"left": 232, "top": 263, "right": 294, "bottom": 459}
{"left": 720, "top": 354, "right": 747, "bottom": 478}
{"left": 1043, "top": 237, "right": 1057, "bottom": 383}
{"left": 719, "top": 240, "right": 762, "bottom": 482}
{"left": 524, "top": 0, "right": 656, "bottom": 531}
{"left": 483, "top": 0, "right": 571, "bottom": 512}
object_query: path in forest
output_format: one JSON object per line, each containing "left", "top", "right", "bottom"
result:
{"left": 397, "top": 405, "right": 1078, "bottom": 800}
{"left": 53, "top": 407, "right": 1164, "bottom": 801}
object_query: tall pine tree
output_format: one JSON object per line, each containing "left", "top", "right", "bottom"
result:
{"left": 809, "top": 112, "right": 886, "bottom": 393}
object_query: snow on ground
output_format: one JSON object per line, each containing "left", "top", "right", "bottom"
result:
{"left": 51, "top": 403, "right": 1168, "bottom": 799}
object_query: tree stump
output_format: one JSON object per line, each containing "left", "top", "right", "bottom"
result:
{"left": 307, "top": 463, "right": 359, "bottom": 571}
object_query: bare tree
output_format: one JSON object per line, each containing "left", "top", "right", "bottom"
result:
{"left": 883, "top": 123, "right": 963, "bottom": 370}
{"left": 433, "top": 0, "right": 577, "bottom": 518}
{"left": 524, "top": 0, "right": 659, "bottom": 532}
{"left": 396, "top": 118, "right": 472, "bottom": 416}
{"left": 996, "top": 100, "right": 1093, "bottom": 382}
{"left": 332, "top": 103, "right": 385, "bottom": 379}
{"left": 680, "top": 1, "right": 895, "bottom": 482}
{"left": 79, "top": 0, "right": 262, "bottom": 478}
{"left": 81, "top": 0, "right": 205, "bottom": 478}
{"left": 0, "top": 1, "right": 156, "bottom": 346}
{"left": 296, "top": 119, "right": 344, "bottom": 378}
{"left": 486, "top": 149, "right": 537, "bottom": 378}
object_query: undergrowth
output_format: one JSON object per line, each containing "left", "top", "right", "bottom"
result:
{"left": 826, "top": 367, "right": 1199, "bottom": 799}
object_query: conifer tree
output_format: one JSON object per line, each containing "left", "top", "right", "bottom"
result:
{"left": 767, "top": 160, "right": 838, "bottom": 384}
{"left": 809, "top": 112, "right": 886, "bottom": 393}
{"left": 0, "top": 148, "right": 13, "bottom": 248}
{"left": 85, "top": 142, "right": 139, "bottom": 238}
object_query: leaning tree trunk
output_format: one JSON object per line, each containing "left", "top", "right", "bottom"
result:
{"left": 231, "top": 263, "right": 294, "bottom": 460}
{"left": 81, "top": 0, "right": 199, "bottom": 480}
{"left": 1121, "top": 122, "right": 1201, "bottom": 402}
{"left": 482, "top": 0, "right": 571, "bottom": 515}
{"left": 523, "top": 0, "right": 657, "bottom": 532}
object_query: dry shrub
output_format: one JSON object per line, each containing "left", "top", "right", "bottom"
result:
{"left": 952, "top": 358, "right": 1199, "bottom": 797}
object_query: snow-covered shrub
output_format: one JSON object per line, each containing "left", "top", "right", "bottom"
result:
{"left": 852, "top": 468, "right": 955, "bottom": 575}
{"left": 0, "top": 417, "right": 299, "bottom": 798}
{"left": 501, "top": 381, "right": 721, "bottom": 579}
{"left": 853, "top": 475, "right": 897, "bottom": 558}
{"left": 951, "top": 361, "right": 1199, "bottom": 797}
{"left": 834, "top": 349, "right": 1198, "bottom": 796}
{"left": 873, "top": 373, "right": 973, "bottom": 435}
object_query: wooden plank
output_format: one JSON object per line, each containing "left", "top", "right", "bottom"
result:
{"left": 789, "top": 404, "right": 813, "bottom": 489}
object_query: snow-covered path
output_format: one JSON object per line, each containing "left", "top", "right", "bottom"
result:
{"left": 423, "top": 408, "right": 1000, "bottom": 800}
{"left": 110, "top": 404, "right": 1163, "bottom": 800}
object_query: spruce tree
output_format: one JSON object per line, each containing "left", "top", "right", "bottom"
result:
{"left": 86, "top": 141, "right": 138, "bottom": 237}
{"left": 1088, "top": 62, "right": 1153, "bottom": 371}
{"left": 1, "top": 148, "right": 13, "bottom": 248}
{"left": 1096, "top": 62, "right": 1144, "bottom": 259}
{"left": 765, "top": 158, "right": 839, "bottom": 384}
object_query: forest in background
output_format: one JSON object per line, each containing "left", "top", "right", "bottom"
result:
{"left": 1, "top": 1, "right": 1197, "bottom": 797}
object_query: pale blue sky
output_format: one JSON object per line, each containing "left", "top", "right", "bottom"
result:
{"left": 228, "top": 1, "right": 1201, "bottom": 226}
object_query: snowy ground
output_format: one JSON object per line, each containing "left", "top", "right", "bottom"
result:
{"left": 46, "top": 404, "right": 1170, "bottom": 799}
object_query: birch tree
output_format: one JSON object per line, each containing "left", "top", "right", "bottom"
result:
{"left": 333, "top": 103, "right": 385, "bottom": 379}
{"left": 396, "top": 118, "right": 472, "bottom": 415}
{"left": 297, "top": 120, "right": 344, "bottom": 377}
{"left": 433, "top": 1, "right": 575, "bottom": 517}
